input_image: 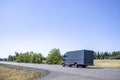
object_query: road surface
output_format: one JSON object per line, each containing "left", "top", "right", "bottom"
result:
{"left": 0, "top": 61, "right": 120, "bottom": 80}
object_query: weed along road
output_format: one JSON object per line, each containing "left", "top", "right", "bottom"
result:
{"left": 0, "top": 61, "right": 120, "bottom": 80}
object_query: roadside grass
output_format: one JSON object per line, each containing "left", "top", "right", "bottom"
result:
{"left": 93, "top": 60, "right": 120, "bottom": 69}
{"left": 0, "top": 64, "right": 42, "bottom": 80}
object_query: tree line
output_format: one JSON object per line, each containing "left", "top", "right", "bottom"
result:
{"left": 7, "top": 49, "right": 120, "bottom": 64}
{"left": 8, "top": 48, "right": 62, "bottom": 64}
{"left": 94, "top": 51, "right": 120, "bottom": 59}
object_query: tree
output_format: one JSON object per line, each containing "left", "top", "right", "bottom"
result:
{"left": 16, "top": 52, "right": 31, "bottom": 63}
{"left": 94, "top": 52, "right": 97, "bottom": 59}
{"left": 22, "top": 52, "right": 31, "bottom": 63}
{"left": 8, "top": 55, "right": 16, "bottom": 61}
{"left": 46, "top": 48, "right": 62, "bottom": 64}
{"left": 30, "top": 53, "right": 43, "bottom": 63}
{"left": 16, "top": 54, "right": 23, "bottom": 62}
{"left": 16, "top": 52, "right": 43, "bottom": 63}
{"left": 97, "top": 52, "right": 100, "bottom": 59}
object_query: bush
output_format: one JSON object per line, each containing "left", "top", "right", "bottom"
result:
{"left": 46, "top": 48, "right": 62, "bottom": 64}
{"left": 16, "top": 52, "right": 43, "bottom": 63}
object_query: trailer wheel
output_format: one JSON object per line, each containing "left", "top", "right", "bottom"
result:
{"left": 75, "top": 63, "right": 78, "bottom": 68}
{"left": 82, "top": 65, "right": 87, "bottom": 68}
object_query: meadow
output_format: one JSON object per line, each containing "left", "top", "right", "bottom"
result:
{"left": 0, "top": 64, "right": 42, "bottom": 80}
{"left": 94, "top": 60, "right": 120, "bottom": 68}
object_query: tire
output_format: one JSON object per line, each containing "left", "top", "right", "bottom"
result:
{"left": 82, "top": 65, "right": 87, "bottom": 68}
{"left": 74, "top": 63, "right": 78, "bottom": 68}
{"left": 69, "top": 65, "right": 72, "bottom": 67}
{"left": 62, "top": 64, "right": 65, "bottom": 67}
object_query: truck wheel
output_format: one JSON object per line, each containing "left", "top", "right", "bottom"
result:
{"left": 82, "top": 65, "right": 87, "bottom": 68}
{"left": 69, "top": 65, "right": 72, "bottom": 67}
{"left": 75, "top": 63, "right": 78, "bottom": 68}
{"left": 62, "top": 64, "right": 65, "bottom": 67}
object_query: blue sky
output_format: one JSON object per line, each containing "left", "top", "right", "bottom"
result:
{"left": 0, "top": 0, "right": 120, "bottom": 58}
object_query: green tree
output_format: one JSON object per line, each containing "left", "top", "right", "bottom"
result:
{"left": 94, "top": 52, "right": 97, "bottom": 59}
{"left": 15, "top": 52, "right": 19, "bottom": 58}
{"left": 46, "top": 48, "right": 62, "bottom": 64}
{"left": 22, "top": 52, "right": 31, "bottom": 63}
{"left": 16, "top": 54, "right": 23, "bottom": 62}
{"left": 8, "top": 55, "right": 16, "bottom": 61}
{"left": 94, "top": 51, "right": 120, "bottom": 60}
{"left": 30, "top": 53, "right": 43, "bottom": 63}
{"left": 16, "top": 52, "right": 31, "bottom": 63}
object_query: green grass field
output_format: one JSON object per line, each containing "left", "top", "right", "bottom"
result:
{"left": 93, "top": 60, "right": 120, "bottom": 68}
{"left": 0, "top": 64, "right": 42, "bottom": 80}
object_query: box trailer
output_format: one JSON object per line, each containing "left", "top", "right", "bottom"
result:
{"left": 62, "top": 50, "right": 94, "bottom": 68}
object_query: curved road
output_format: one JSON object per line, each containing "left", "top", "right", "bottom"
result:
{"left": 0, "top": 61, "right": 120, "bottom": 80}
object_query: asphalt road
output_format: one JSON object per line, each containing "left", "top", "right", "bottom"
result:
{"left": 0, "top": 61, "right": 120, "bottom": 80}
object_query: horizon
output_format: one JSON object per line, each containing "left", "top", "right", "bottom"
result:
{"left": 1, "top": 49, "right": 120, "bottom": 58}
{"left": 0, "top": 0, "right": 120, "bottom": 58}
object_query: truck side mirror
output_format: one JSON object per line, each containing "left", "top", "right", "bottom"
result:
{"left": 64, "top": 54, "right": 67, "bottom": 57}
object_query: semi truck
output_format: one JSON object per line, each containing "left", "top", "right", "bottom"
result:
{"left": 62, "top": 50, "right": 94, "bottom": 68}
